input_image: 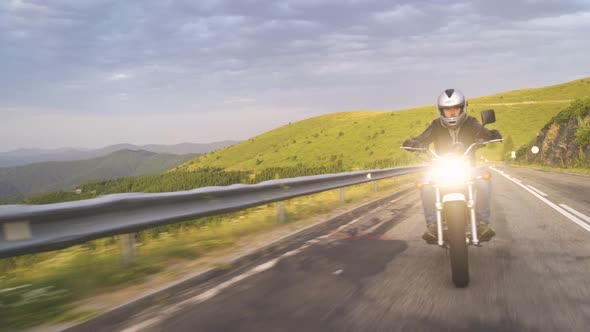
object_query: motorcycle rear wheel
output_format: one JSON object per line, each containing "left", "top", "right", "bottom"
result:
{"left": 445, "top": 201, "right": 470, "bottom": 287}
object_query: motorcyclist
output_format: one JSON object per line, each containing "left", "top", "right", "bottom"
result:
{"left": 403, "top": 89, "right": 502, "bottom": 243}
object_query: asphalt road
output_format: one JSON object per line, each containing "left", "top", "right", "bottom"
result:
{"left": 110, "top": 166, "right": 590, "bottom": 332}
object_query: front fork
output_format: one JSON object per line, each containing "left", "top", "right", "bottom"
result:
{"left": 434, "top": 182, "right": 479, "bottom": 247}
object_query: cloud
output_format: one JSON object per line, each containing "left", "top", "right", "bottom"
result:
{"left": 522, "top": 10, "right": 590, "bottom": 28}
{"left": 274, "top": 1, "right": 299, "bottom": 15}
{"left": 373, "top": 4, "right": 424, "bottom": 24}
{"left": 0, "top": 0, "right": 54, "bottom": 14}
{"left": 108, "top": 73, "right": 131, "bottom": 81}
{"left": 1, "top": 0, "right": 590, "bottom": 150}
{"left": 221, "top": 97, "right": 257, "bottom": 105}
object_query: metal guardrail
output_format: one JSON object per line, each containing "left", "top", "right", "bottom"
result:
{"left": 0, "top": 166, "right": 426, "bottom": 259}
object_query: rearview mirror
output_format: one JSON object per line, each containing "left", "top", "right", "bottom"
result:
{"left": 481, "top": 109, "right": 496, "bottom": 126}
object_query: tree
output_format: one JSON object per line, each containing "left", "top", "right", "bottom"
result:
{"left": 502, "top": 135, "right": 515, "bottom": 160}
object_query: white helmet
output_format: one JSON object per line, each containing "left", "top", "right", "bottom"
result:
{"left": 437, "top": 88, "right": 467, "bottom": 129}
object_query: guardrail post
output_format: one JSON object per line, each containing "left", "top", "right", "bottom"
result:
{"left": 339, "top": 188, "right": 345, "bottom": 202}
{"left": 372, "top": 181, "right": 377, "bottom": 192}
{"left": 277, "top": 202, "right": 285, "bottom": 223}
{"left": 120, "top": 233, "right": 136, "bottom": 265}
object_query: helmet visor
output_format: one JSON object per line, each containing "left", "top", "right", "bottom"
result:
{"left": 440, "top": 105, "right": 463, "bottom": 118}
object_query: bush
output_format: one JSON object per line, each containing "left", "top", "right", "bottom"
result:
{"left": 515, "top": 144, "right": 529, "bottom": 158}
{"left": 502, "top": 135, "right": 515, "bottom": 160}
{"left": 575, "top": 116, "right": 590, "bottom": 147}
{"left": 545, "top": 98, "right": 590, "bottom": 127}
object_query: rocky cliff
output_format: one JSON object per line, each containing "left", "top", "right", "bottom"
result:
{"left": 517, "top": 99, "right": 590, "bottom": 167}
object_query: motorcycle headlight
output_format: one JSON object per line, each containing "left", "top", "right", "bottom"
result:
{"left": 432, "top": 158, "right": 470, "bottom": 185}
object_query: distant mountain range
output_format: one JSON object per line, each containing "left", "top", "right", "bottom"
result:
{"left": 0, "top": 141, "right": 238, "bottom": 167}
{"left": 0, "top": 149, "right": 200, "bottom": 202}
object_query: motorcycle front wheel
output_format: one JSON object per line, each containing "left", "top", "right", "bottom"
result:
{"left": 445, "top": 201, "right": 470, "bottom": 287}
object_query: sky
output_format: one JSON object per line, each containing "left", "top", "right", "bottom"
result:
{"left": 1, "top": 0, "right": 589, "bottom": 151}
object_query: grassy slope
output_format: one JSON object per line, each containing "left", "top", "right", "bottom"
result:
{"left": 173, "top": 77, "right": 590, "bottom": 172}
{"left": 470, "top": 77, "right": 590, "bottom": 103}
{"left": 173, "top": 108, "right": 428, "bottom": 171}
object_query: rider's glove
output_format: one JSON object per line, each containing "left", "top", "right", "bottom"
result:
{"left": 489, "top": 129, "right": 502, "bottom": 140}
{"left": 403, "top": 138, "right": 422, "bottom": 148}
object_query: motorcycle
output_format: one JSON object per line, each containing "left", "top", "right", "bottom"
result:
{"left": 401, "top": 109, "right": 502, "bottom": 287}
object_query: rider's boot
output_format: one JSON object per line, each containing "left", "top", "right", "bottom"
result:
{"left": 477, "top": 222, "right": 496, "bottom": 242}
{"left": 422, "top": 224, "right": 438, "bottom": 244}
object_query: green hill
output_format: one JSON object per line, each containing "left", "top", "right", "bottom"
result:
{"left": 173, "top": 77, "right": 590, "bottom": 172}
{"left": 0, "top": 150, "right": 198, "bottom": 200}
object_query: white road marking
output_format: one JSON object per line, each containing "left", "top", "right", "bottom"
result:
{"left": 122, "top": 190, "right": 419, "bottom": 331}
{"left": 510, "top": 177, "right": 522, "bottom": 183}
{"left": 126, "top": 247, "right": 303, "bottom": 330}
{"left": 252, "top": 259, "right": 278, "bottom": 273}
{"left": 527, "top": 185, "right": 548, "bottom": 197}
{"left": 490, "top": 167, "right": 590, "bottom": 233}
{"left": 123, "top": 259, "right": 279, "bottom": 332}
{"left": 282, "top": 249, "right": 302, "bottom": 257}
{"left": 122, "top": 318, "right": 160, "bottom": 332}
{"left": 345, "top": 217, "right": 362, "bottom": 226}
{"left": 559, "top": 204, "right": 590, "bottom": 225}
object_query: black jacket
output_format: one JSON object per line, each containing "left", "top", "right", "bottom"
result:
{"left": 405, "top": 116, "right": 502, "bottom": 163}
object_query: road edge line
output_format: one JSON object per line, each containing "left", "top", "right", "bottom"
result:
{"left": 490, "top": 167, "right": 590, "bottom": 233}
{"left": 62, "top": 186, "right": 415, "bottom": 332}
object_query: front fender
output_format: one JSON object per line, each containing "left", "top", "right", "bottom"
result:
{"left": 442, "top": 193, "right": 466, "bottom": 203}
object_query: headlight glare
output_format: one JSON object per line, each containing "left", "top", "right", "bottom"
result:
{"left": 432, "top": 158, "right": 469, "bottom": 185}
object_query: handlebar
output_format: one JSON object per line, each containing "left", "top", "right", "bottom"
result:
{"left": 400, "top": 138, "right": 504, "bottom": 160}
{"left": 464, "top": 138, "right": 503, "bottom": 156}
{"left": 400, "top": 146, "right": 439, "bottom": 159}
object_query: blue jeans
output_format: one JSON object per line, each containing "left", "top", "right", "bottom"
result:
{"left": 420, "top": 167, "right": 491, "bottom": 226}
